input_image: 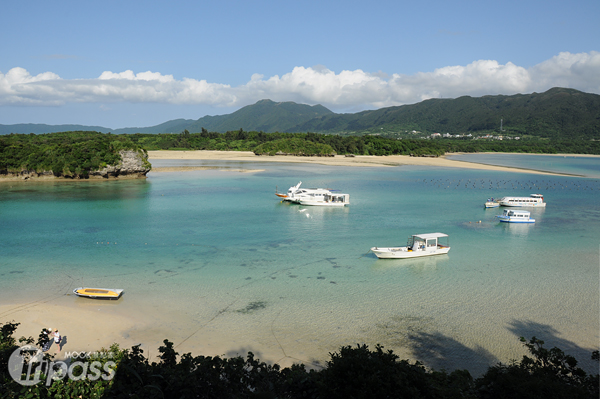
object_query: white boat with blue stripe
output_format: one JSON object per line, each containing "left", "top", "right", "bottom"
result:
{"left": 496, "top": 209, "right": 535, "bottom": 223}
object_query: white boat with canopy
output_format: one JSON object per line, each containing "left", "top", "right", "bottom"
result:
{"left": 275, "top": 182, "right": 335, "bottom": 203}
{"left": 371, "top": 233, "right": 450, "bottom": 259}
{"left": 496, "top": 209, "right": 535, "bottom": 223}
{"left": 498, "top": 194, "right": 546, "bottom": 207}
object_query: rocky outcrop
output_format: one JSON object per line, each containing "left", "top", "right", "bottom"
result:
{"left": 0, "top": 150, "right": 151, "bottom": 181}
{"left": 89, "top": 150, "right": 152, "bottom": 178}
{"left": 0, "top": 170, "right": 55, "bottom": 181}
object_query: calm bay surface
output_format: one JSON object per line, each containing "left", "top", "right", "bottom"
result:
{"left": 447, "top": 153, "right": 600, "bottom": 178}
{"left": 1, "top": 155, "right": 598, "bottom": 375}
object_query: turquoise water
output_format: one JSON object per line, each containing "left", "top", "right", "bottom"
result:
{"left": 447, "top": 153, "right": 600, "bottom": 178}
{"left": 1, "top": 157, "right": 598, "bottom": 375}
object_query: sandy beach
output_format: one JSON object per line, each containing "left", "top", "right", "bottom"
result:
{"left": 147, "top": 150, "right": 583, "bottom": 176}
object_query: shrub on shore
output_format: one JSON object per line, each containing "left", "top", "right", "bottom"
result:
{"left": 1, "top": 321, "right": 598, "bottom": 398}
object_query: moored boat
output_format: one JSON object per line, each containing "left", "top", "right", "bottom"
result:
{"left": 497, "top": 194, "right": 546, "bottom": 207}
{"left": 73, "top": 287, "right": 124, "bottom": 300}
{"left": 371, "top": 233, "right": 450, "bottom": 259}
{"left": 275, "top": 182, "right": 335, "bottom": 202}
{"left": 297, "top": 193, "right": 349, "bottom": 207}
{"left": 485, "top": 198, "right": 500, "bottom": 208}
{"left": 275, "top": 181, "right": 302, "bottom": 200}
{"left": 496, "top": 209, "right": 535, "bottom": 223}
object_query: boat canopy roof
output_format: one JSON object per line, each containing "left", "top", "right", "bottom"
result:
{"left": 413, "top": 233, "right": 448, "bottom": 240}
{"left": 503, "top": 209, "right": 530, "bottom": 215}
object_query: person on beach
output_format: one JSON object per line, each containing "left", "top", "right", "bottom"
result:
{"left": 49, "top": 328, "right": 62, "bottom": 354}
{"left": 39, "top": 327, "right": 52, "bottom": 352}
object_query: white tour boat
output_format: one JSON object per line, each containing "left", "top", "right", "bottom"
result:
{"left": 297, "top": 193, "right": 349, "bottom": 207}
{"left": 371, "top": 233, "right": 450, "bottom": 259}
{"left": 496, "top": 209, "right": 535, "bottom": 223}
{"left": 275, "top": 182, "right": 335, "bottom": 203}
{"left": 497, "top": 194, "right": 546, "bottom": 207}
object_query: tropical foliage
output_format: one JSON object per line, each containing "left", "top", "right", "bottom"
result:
{"left": 0, "top": 132, "right": 148, "bottom": 178}
{"left": 1, "top": 321, "right": 598, "bottom": 398}
{"left": 127, "top": 129, "right": 600, "bottom": 156}
{"left": 2, "top": 88, "right": 598, "bottom": 139}
{"left": 2, "top": 130, "right": 598, "bottom": 179}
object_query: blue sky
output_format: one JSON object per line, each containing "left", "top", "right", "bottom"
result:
{"left": 1, "top": 0, "right": 599, "bottom": 129}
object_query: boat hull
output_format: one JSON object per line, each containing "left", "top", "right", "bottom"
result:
{"left": 73, "top": 287, "right": 124, "bottom": 300}
{"left": 498, "top": 202, "right": 546, "bottom": 207}
{"left": 297, "top": 200, "right": 348, "bottom": 207}
{"left": 485, "top": 202, "right": 499, "bottom": 208}
{"left": 497, "top": 217, "right": 535, "bottom": 223}
{"left": 370, "top": 246, "right": 450, "bottom": 259}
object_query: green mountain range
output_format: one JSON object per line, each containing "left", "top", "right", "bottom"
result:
{"left": 1, "top": 88, "right": 598, "bottom": 138}
{"left": 296, "top": 87, "right": 600, "bottom": 139}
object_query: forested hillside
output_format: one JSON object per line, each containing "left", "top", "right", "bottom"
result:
{"left": 184, "top": 99, "right": 334, "bottom": 133}
{"left": 3, "top": 88, "right": 597, "bottom": 139}
{"left": 292, "top": 88, "right": 600, "bottom": 138}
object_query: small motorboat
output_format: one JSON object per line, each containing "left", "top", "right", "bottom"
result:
{"left": 371, "top": 233, "right": 450, "bottom": 259}
{"left": 496, "top": 209, "right": 535, "bottom": 223}
{"left": 484, "top": 198, "right": 499, "bottom": 208}
{"left": 73, "top": 287, "right": 124, "bottom": 300}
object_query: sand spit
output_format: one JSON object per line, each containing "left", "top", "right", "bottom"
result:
{"left": 148, "top": 150, "right": 580, "bottom": 176}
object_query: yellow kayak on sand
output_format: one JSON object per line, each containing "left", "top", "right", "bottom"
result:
{"left": 73, "top": 287, "right": 124, "bottom": 300}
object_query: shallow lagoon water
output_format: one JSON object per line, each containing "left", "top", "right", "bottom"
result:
{"left": 447, "top": 153, "right": 600, "bottom": 178}
{"left": 1, "top": 156, "right": 598, "bottom": 375}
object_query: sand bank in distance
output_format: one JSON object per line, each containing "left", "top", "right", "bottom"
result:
{"left": 148, "top": 150, "right": 579, "bottom": 176}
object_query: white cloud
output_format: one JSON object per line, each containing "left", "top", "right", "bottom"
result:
{"left": 1, "top": 51, "right": 598, "bottom": 111}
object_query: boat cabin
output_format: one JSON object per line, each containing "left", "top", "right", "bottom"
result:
{"left": 502, "top": 209, "right": 530, "bottom": 218}
{"left": 407, "top": 233, "right": 449, "bottom": 252}
{"left": 324, "top": 193, "right": 349, "bottom": 204}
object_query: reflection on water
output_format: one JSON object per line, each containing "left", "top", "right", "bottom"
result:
{"left": 497, "top": 221, "right": 536, "bottom": 236}
{"left": 0, "top": 179, "right": 150, "bottom": 202}
{"left": 371, "top": 254, "right": 450, "bottom": 271}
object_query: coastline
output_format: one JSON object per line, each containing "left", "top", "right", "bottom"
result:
{"left": 2, "top": 152, "right": 597, "bottom": 374}
{"left": 1, "top": 152, "right": 590, "bottom": 182}
{"left": 148, "top": 150, "right": 582, "bottom": 176}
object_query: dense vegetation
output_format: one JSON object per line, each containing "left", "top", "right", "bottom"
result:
{"left": 127, "top": 129, "right": 600, "bottom": 156}
{"left": 0, "top": 132, "right": 149, "bottom": 178}
{"left": 1, "top": 321, "right": 598, "bottom": 398}
{"left": 1, "top": 130, "right": 598, "bottom": 178}
{"left": 2, "top": 88, "right": 598, "bottom": 140}
{"left": 292, "top": 88, "right": 600, "bottom": 139}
